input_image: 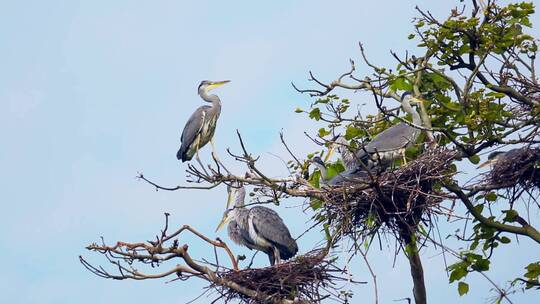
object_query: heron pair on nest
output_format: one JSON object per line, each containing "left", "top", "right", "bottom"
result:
{"left": 310, "top": 92, "right": 424, "bottom": 186}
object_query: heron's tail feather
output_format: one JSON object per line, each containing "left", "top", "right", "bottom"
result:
{"left": 176, "top": 145, "right": 192, "bottom": 162}
{"left": 276, "top": 238, "right": 299, "bottom": 260}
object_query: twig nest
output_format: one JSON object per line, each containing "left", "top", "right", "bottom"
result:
{"left": 321, "top": 148, "right": 456, "bottom": 241}
{"left": 215, "top": 250, "right": 351, "bottom": 303}
{"left": 486, "top": 147, "right": 540, "bottom": 189}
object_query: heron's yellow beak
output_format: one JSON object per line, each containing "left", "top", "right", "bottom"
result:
{"left": 325, "top": 144, "right": 335, "bottom": 162}
{"left": 215, "top": 212, "right": 231, "bottom": 232}
{"left": 410, "top": 96, "right": 423, "bottom": 104}
{"left": 477, "top": 159, "right": 496, "bottom": 169}
{"left": 207, "top": 80, "right": 231, "bottom": 91}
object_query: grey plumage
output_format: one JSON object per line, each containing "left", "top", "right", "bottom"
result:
{"left": 217, "top": 184, "right": 298, "bottom": 265}
{"left": 310, "top": 156, "right": 369, "bottom": 186}
{"left": 478, "top": 148, "right": 522, "bottom": 170}
{"left": 355, "top": 91, "right": 423, "bottom": 168}
{"left": 177, "top": 80, "right": 229, "bottom": 162}
{"left": 248, "top": 206, "right": 298, "bottom": 261}
{"left": 334, "top": 136, "right": 358, "bottom": 170}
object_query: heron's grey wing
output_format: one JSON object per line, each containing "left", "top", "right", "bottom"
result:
{"left": 329, "top": 167, "right": 370, "bottom": 186}
{"left": 364, "top": 123, "right": 417, "bottom": 153}
{"left": 249, "top": 207, "right": 298, "bottom": 259}
{"left": 177, "top": 105, "right": 210, "bottom": 160}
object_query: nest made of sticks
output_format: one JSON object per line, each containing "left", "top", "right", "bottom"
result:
{"left": 322, "top": 148, "right": 456, "bottom": 241}
{"left": 485, "top": 147, "right": 540, "bottom": 189}
{"left": 214, "top": 251, "right": 348, "bottom": 303}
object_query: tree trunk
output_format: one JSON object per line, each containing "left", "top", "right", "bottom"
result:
{"left": 407, "top": 239, "right": 427, "bottom": 304}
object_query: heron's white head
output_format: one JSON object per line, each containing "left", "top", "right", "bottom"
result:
{"left": 216, "top": 182, "right": 244, "bottom": 232}
{"left": 309, "top": 156, "right": 326, "bottom": 171}
{"left": 477, "top": 151, "right": 505, "bottom": 169}
{"left": 198, "top": 80, "right": 230, "bottom": 95}
{"left": 400, "top": 91, "right": 423, "bottom": 106}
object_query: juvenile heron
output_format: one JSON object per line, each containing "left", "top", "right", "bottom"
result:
{"left": 310, "top": 156, "right": 369, "bottom": 186}
{"left": 176, "top": 80, "right": 230, "bottom": 164}
{"left": 354, "top": 91, "right": 423, "bottom": 168}
{"left": 478, "top": 149, "right": 522, "bottom": 169}
{"left": 216, "top": 183, "right": 298, "bottom": 266}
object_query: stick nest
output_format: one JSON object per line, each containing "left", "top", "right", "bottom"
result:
{"left": 486, "top": 147, "right": 540, "bottom": 189}
{"left": 322, "top": 148, "right": 456, "bottom": 241}
{"left": 214, "top": 251, "right": 349, "bottom": 303}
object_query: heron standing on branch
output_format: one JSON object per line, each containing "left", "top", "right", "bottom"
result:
{"left": 177, "top": 80, "right": 230, "bottom": 168}
{"left": 216, "top": 183, "right": 299, "bottom": 266}
{"left": 354, "top": 91, "right": 423, "bottom": 169}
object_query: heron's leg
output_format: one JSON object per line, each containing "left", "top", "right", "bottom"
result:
{"left": 268, "top": 251, "right": 275, "bottom": 266}
{"left": 273, "top": 247, "right": 281, "bottom": 265}
{"left": 194, "top": 137, "right": 209, "bottom": 175}
{"left": 401, "top": 149, "right": 408, "bottom": 165}
{"left": 210, "top": 137, "right": 231, "bottom": 174}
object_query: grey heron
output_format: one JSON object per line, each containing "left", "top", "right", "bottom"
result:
{"left": 354, "top": 91, "right": 423, "bottom": 168}
{"left": 176, "top": 80, "right": 230, "bottom": 165}
{"left": 477, "top": 149, "right": 522, "bottom": 169}
{"left": 216, "top": 183, "right": 299, "bottom": 266}
{"left": 310, "top": 156, "right": 369, "bottom": 186}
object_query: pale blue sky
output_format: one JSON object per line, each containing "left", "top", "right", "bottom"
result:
{"left": 1, "top": 1, "right": 538, "bottom": 303}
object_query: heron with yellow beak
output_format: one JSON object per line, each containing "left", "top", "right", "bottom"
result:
{"left": 216, "top": 182, "right": 298, "bottom": 266}
{"left": 177, "top": 80, "right": 230, "bottom": 167}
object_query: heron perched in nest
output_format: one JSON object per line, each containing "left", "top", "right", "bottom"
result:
{"left": 477, "top": 149, "right": 522, "bottom": 170}
{"left": 176, "top": 80, "right": 230, "bottom": 166}
{"left": 216, "top": 183, "right": 298, "bottom": 266}
{"left": 354, "top": 91, "right": 424, "bottom": 169}
{"left": 310, "top": 156, "right": 370, "bottom": 186}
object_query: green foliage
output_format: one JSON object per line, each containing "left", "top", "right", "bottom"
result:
{"left": 309, "top": 108, "right": 321, "bottom": 121}
{"left": 458, "top": 282, "right": 469, "bottom": 296}
{"left": 292, "top": 1, "right": 539, "bottom": 300}
{"left": 522, "top": 262, "right": 540, "bottom": 289}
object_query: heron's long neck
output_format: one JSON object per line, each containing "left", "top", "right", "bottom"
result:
{"left": 199, "top": 89, "right": 222, "bottom": 108}
{"left": 314, "top": 163, "right": 328, "bottom": 180}
{"left": 234, "top": 187, "right": 246, "bottom": 208}
{"left": 402, "top": 100, "right": 422, "bottom": 126}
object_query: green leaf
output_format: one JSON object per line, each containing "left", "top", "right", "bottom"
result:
{"left": 468, "top": 154, "right": 480, "bottom": 164}
{"left": 310, "top": 198, "right": 323, "bottom": 210}
{"left": 323, "top": 223, "right": 332, "bottom": 243}
{"left": 345, "top": 125, "right": 362, "bottom": 139}
{"left": 472, "top": 258, "right": 490, "bottom": 272}
{"left": 500, "top": 236, "right": 511, "bottom": 244}
{"left": 503, "top": 209, "right": 519, "bottom": 222}
{"left": 309, "top": 108, "right": 322, "bottom": 121}
{"left": 485, "top": 192, "right": 497, "bottom": 202}
{"left": 326, "top": 162, "right": 345, "bottom": 180}
{"left": 294, "top": 107, "right": 303, "bottom": 113}
{"left": 473, "top": 203, "right": 484, "bottom": 214}
{"left": 318, "top": 128, "right": 330, "bottom": 137}
{"left": 308, "top": 171, "right": 321, "bottom": 188}
{"left": 390, "top": 77, "right": 413, "bottom": 91}
{"left": 458, "top": 282, "right": 469, "bottom": 296}
{"left": 449, "top": 267, "right": 468, "bottom": 283}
